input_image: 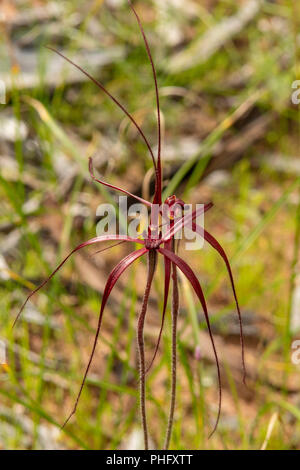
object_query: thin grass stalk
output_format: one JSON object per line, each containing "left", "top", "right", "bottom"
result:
{"left": 164, "top": 255, "right": 179, "bottom": 450}
{"left": 137, "top": 249, "right": 157, "bottom": 450}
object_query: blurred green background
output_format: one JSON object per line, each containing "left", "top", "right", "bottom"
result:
{"left": 0, "top": 0, "right": 299, "bottom": 450}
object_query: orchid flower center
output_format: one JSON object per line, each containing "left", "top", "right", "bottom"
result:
{"left": 164, "top": 195, "right": 185, "bottom": 221}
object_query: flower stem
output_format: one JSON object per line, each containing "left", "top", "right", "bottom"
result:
{"left": 164, "top": 259, "right": 179, "bottom": 450}
{"left": 137, "top": 249, "right": 157, "bottom": 450}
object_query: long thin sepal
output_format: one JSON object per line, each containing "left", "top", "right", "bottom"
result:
{"left": 160, "top": 202, "right": 213, "bottom": 244}
{"left": 13, "top": 235, "right": 144, "bottom": 328}
{"left": 193, "top": 223, "right": 246, "bottom": 384}
{"left": 145, "top": 242, "right": 171, "bottom": 374}
{"left": 90, "top": 240, "right": 126, "bottom": 257}
{"left": 158, "top": 247, "right": 222, "bottom": 437}
{"left": 63, "top": 247, "right": 148, "bottom": 428}
{"left": 128, "top": 0, "right": 162, "bottom": 204}
{"left": 46, "top": 46, "right": 157, "bottom": 170}
{"left": 89, "top": 157, "right": 152, "bottom": 207}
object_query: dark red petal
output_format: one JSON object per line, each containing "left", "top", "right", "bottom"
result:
{"left": 46, "top": 46, "right": 157, "bottom": 171}
{"left": 158, "top": 247, "right": 221, "bottom": 437}
{"left": 63, "top": 247, "right": 148, "bottom": 427}
{"left": 89, "top": 157, "right": 152, "bottom": 207}
{"left": 13, "top": 234, "right": 144, "bottom": 328}
{"left": 193, "top": 223, "right": 246, "bottom": 384}
{"left": 160, "top": 202, "right": 213, "bottom": 244}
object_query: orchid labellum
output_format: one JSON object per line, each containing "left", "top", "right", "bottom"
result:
{"left": 14, "top": 1, "right": 246, "bottom": 450}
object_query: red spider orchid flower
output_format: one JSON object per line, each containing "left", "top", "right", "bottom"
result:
{"left": 14, "top": 1, "right": 246, "bottom": 450}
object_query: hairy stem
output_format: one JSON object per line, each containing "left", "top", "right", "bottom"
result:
{"left": 164, "top": 260, "right": 179, "bottom": 450}
{"left": 137, "top": 249, "right": 157, "bottom": 450}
